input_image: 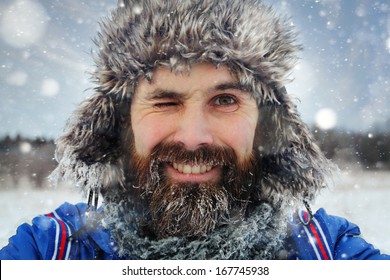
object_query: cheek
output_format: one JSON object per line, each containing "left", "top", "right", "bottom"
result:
{"left": 131, "top": 117, "right": 175, "bottom": 156}
{"left": 132, "top": 121, "right": 160, "bottom": 156}
{"left": 215, "top": 117, "right": 258, "bottom": 159}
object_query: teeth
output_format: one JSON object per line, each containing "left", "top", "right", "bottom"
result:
{"left": 192, "top": 165, "right": 200, "bottom": 174}
{"left": 183, "top": 165, "right": 192, "bottom": 174}
{"left": 172, "top": 162, "right": 213, "bottom": 174}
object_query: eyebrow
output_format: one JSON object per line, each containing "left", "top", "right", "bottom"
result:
{"left": 146, "top": 82, "right": 251, "bottom": 100}
{"left": 146, "top": 89, "right": 180, "bottom": 100}
{"left": 213, "top": 82, "right": 250, "bottom": 93}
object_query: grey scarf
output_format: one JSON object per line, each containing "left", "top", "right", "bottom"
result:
{"left": 102, "top": 197, "right": 289, "bottom": 260}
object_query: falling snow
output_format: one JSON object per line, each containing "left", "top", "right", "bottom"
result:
{"left": 0, "top": 0, "right": 388, "bottom": 137}
{"left": 315, "top": 108, "right": 338, "bottom": 130}
{"left": 41, "top": 78, "right": 60, "bottom": 97}
{"left": 5, "top": 70, "right": 28, "bottom": 87}
{"left": 0, "top": 0, "right": 389, "bottom": 258}
{"left": 0, "top": 0, "right": 48, "bottom": 49}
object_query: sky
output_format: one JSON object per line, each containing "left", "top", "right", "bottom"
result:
{"left": 0, "top": 0, "right": 390, "bottom": 139}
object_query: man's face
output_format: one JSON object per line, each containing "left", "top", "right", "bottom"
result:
{"left": 131, "top": 63, "right": 259, "bottom": 181}
{"left": 129, "top": 63, "right": 259, "bottom": 238}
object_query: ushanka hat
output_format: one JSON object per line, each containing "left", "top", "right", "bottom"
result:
{"left": 50, "top": 0, "right": 333, "bottom": 210}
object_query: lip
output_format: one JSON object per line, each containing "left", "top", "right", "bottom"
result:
{"left": 164, "top": 162, "right": 222, "bottom": 183}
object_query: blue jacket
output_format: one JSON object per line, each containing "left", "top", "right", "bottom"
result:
{"left": 0, "top": 202, "right": 389, "bottom": 260}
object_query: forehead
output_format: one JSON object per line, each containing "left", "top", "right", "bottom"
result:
{"left": 136, "top": 63, "right": 239, "bottom": 95}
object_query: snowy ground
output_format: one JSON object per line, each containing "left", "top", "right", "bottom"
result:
{"left": 1, "top": 170, "right": 389, "bottom": 255}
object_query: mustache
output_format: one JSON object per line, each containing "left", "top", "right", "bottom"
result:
{"left": 131, "top": 141, "right": 256, "bottom": 198}
{"left": 132, "top": 142, "right": 241, "bottom": 191}
{"left": 149, "top": 142, "right": 238, "bottom": 166}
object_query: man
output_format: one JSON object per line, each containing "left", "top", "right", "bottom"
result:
{"left": 1, "top": 0, "right": 389, "bottom": 260}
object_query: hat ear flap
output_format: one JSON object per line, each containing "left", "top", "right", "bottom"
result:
{"left": 255, "top": 90, "right": 334, "bottom": 205}
{"left": 50, "top": 92, "right": 127, "bottom": 195}
{"left": 56, "top": 92, "right": 123, "bottom": 163}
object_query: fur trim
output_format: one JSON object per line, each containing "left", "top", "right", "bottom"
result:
{"left": 50, "top": 0, "right": 333, "bottom": 206}
{"left": 94, "top": 0, "right": 300, "bottom": 95}
{"left": 50, "top": 93, "right": 128, "bottom": 191}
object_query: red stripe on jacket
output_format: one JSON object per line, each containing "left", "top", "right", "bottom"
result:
{"left": 46, "top": 213, "right": 67, "bottom": 260}
{"left": 304, "top": 211, "right": 330, "bottom": 260}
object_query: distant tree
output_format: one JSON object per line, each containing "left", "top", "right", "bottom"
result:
{"left": 0, "top": 136, "right": 56, "bottom": 189}
{"left": 312, "top": 127, "right": 390, "bottom": 170}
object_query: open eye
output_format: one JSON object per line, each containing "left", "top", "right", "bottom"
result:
{"left": 211, "top": 94, "right": 239, "bottom": 112}
{"left": 213, "top": 95, "right": 236, "bottom": 105}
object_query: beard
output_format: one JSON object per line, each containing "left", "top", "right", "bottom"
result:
{"left": 101, "top": 141, "right": 290, "bottom": 259}
{"left": 127, "top": 142, "right": 256, "bottom": 239}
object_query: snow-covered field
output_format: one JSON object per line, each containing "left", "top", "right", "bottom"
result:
{"left": 313, "top": 170, "right": 390, "bottom": 254}
{"left": 1, "top": 170, "right": 389, "bottom": 255}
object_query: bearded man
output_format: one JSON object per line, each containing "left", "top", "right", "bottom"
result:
{"left": 1, "top": 0, "right": 389, "bottom": 260}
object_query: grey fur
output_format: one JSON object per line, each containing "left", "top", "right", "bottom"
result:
{"left": 50, "top": 0, "right": 333, "bottom": 212}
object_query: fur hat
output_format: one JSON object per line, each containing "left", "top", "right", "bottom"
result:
{"left": 50, "top": 0, "right": 333, "bottom": 207}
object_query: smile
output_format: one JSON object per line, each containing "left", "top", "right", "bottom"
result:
{"left": 165, "top": 161, "right": 221, "bottom": 183}
{"left": 172, "top": 162, "right": 213, "bottom": 175}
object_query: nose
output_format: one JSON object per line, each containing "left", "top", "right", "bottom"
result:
{"left": 173, "top": 106, "right": 214, "bottom": 150}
